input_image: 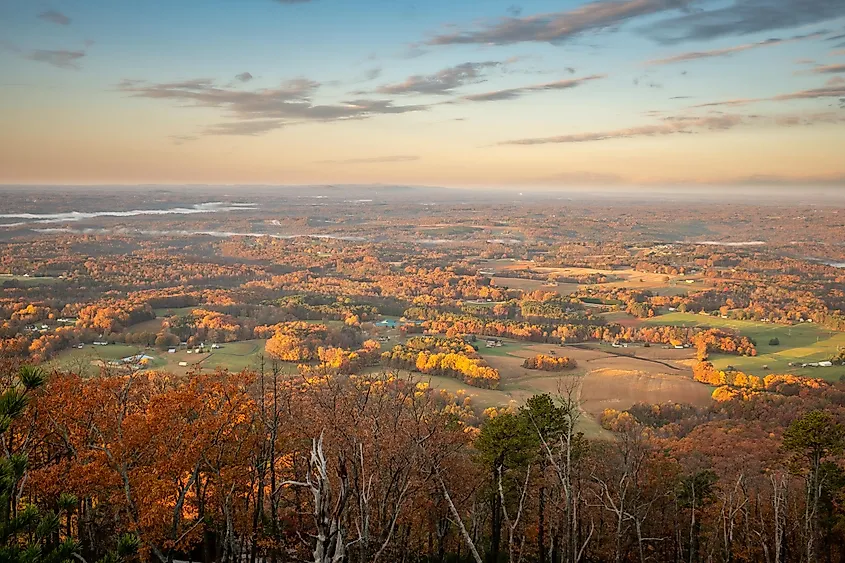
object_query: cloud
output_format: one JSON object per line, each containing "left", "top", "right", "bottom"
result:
{"left": 497, "top": 110, "right": 845, "bottom": 145}
{"left": 461, "top": 74, "right": 605, "bottom": 102}
{"left": 38, "top": 10, "right": 71, "bottom": 26}
{"left": 540, "top": 170, "right": 624, "bottom": 184}
{"left": 235, "top": 72, "right": 254, "bottom": 83}
{"left": 809, "top": 63, "right": 845, "bottom": 74}
{"left": 377, "top": 61, "right": 503, "bottom": 95}
{"left": 402, "top": 45, "right": 429, "bottom": 59}
{"left": 26, "top": 49, "right": 85, "bottom": 70}
{"left": 718, "top": 173, "right": 845, "bottom": 185}
{"left": 507, "top": 5, "right": 523, "bottom": 17}
{"left": 826, "top": 76, "right": 845, "bottom": 86}
{"left": 427, "top": 0, "right": 687, "bottom": 46}
{"left": 204, "top": 120, "right": 286, "bottom": 136}
{"left": 693, "top": 83, "right": 845, "bottom": 107}
{"left": 498, "top": 114, "right": 745, "bottom": 145}
{"left": 119, "top": 77, "right": 429, "bottom": 135}
{"left": 169, "top": 135, "right": 199, "bottom": 144}
{"left": 770, "top": 84, "right": 845, "bottom": 101}
{"left": 644, "top": 31, "right": 827, "bottom": 66}
{"left": 644, "top": 0, "right": 845, "bottom": 44}
{"left": 273, "top": 0, "right": 313, "bottom": 3}
{"left": 831, "top": 49, "right": 845, "bottom": 56}
{"left": 363, "top": 67, "right": 382, "bottom": 81}
{"left": 316, "top": 155, "right": 420, "bottom": 164}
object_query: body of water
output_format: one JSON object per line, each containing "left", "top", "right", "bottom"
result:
{"left": 0, "top": 202, "right": 256, "bottom": 228}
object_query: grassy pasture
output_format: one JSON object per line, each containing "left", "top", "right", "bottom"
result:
{"left": 0, "top": 274, "right": 60, "bottom": 286}
{"left": 644, "top": 313, "right": 845, "bottom": 380}
{"left": 152, "top": 306, "right": 197, "bottom": 317}
{"left": 487, "top": 263, "right": 709, "bottom": 297}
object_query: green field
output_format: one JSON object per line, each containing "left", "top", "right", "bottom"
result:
{"left": 475, "top": 339, "right": 531, "bottom": 357}
{"left": 362, "top": 366, "right": 606, "bottom": 438}
{"left": 198, "top": 340, "right": 269, "bottom": 371}
{"left": 0, "top": 274, "right": 59, "bottom": 286}
{"left": 48, "top": 344, "right": 150, "bottom": 376}
{"left": 645, "top": 313, "right": 845, "bottom": 380}
{"left": 152, "top": 306, "right": 197, "bottom": 317}
{"left": 48, "top": 339, "right": 277, "bottom": 376}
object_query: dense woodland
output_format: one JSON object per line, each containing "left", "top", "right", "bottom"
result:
{"left": 4, "top": 361, "right": 845, "bottom": 563}
{"left": 2, "top": 190, "right": 845, "bottom": 561}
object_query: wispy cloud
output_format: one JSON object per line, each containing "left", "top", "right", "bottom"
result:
{"left": 38, "top": 10, "right": 71, "bottom": 26}
{"left": 363, "top": 67, "right": 382, "bottom": 81}
{"left": 377, "top": 61, "right": 504, "bottom": 95}
{"left": 235, "top": 72, "right": 254, "bottom": 83}
{"left": 316, "top": 155, "right": 420, "bottom": 164}
{"left": 808, "top": 63, "right": 845, "bottom": 74}
{"left": 540, "top": 170, "right": 624, "bottom": 184}
{"left": 497, "top": 110, "right": 845, "bottom": 145}
{"left": 427, "top": 0, "right": 686, "bottom": 46}
{"left": 26, "top": 49, "right": 85, "bottom": 70}
{"left": 203, "top": 120, "right": 287, "bottom": 136}
{"left": 461, "top": 74, "right": 605, "bottom": 102}
{"left": 644, "top": 31, "right": 827, "bottom": 66}
{"left": 644, "top": 0, "right": 845, "bottom": 44}
{"left": 498, "top": 114, "right": 744, "bottom": 145}
{"left": 693, "top": 83, "right": 845, "bottom": 107}
{"left": 119, "top": 77, "right": 428, "bottom": 136}
{"left": 169, "top": 134, "right": 200, "bottom": 145}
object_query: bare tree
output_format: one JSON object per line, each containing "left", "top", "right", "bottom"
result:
{"left": 498, "top": 464, "right": 531, "bottom": 563}
{"left": 282, "top": 432, "right": 350, "bottom": 563}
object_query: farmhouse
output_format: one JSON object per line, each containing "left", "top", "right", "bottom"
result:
{"left": 122, "top": 354, "right": 155, "bottom": 364}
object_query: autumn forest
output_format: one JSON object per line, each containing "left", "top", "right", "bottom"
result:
{"left": 1, "top": 185, "right": 845, "bottom": 563}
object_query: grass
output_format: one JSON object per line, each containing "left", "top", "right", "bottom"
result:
{"left": 644, "top": 313, "right": 845, "bottom": 380}
{"left": 364, "top": 367, "right": 607, "bottom": 438}
{"left": 0, "top": 274, "right": 59, "bottom": 286}
{"left": 125, "top": 318, "right": 165, "bottom": 334}
{"left": 49, "top": 339, "right": 277, "bottom": 376}
{"left": 199, "top": 340, "right": 268, "bottom": 371}
{"left": 476, "top": 339, "right": 531, "bottom": 358}
{"left": 48, "top": 344, "right": 151, "bottom": 376}
{"left": 153, "top": 306, "right": 197, "bottom": 317}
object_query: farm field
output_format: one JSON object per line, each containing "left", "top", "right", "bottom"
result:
{"left": 644, "top": 313, "right": 845, "bottom": 380}
{"left": 48, "top": 343, "right": 149, "bottom": 375}
{"left": 48, "top": 339, "right": 276, "bottom": 377}
{"left": 485, "top": 261, "right": 710, "bottom": 297}
{"left": 0, "top": 274, "right": 59, "bottom": 286}
{"left": 491, "top": 276, "right": 579, "bottom": 295}
{"left": 152, "top": 306, "right": 197, "bottom": 317}
{"left": 125, "top": 317, "right": 166, "bottom": 334}
{"left": 413, "top": 337, "right": 708, "bottom": 438}
{"left": 599, "top": 310, "right": 644, "bottom": 327}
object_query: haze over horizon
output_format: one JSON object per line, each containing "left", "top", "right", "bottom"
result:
{"left": 2, "top": 0, "right": 845, "bottom": 187}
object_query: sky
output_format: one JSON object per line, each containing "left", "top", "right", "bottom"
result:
{"left": 1, "top": 0, "right": 844, "bottom": 188}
